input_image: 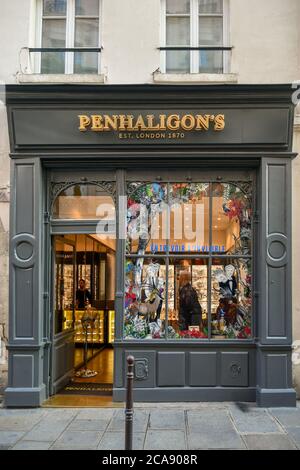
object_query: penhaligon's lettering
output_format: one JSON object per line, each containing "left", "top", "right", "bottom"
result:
{"left": 78, "top": 112, "right": 225, "bottom": 133}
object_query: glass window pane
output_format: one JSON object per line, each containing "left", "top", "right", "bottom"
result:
{"left": 199, "top": 17, "right": 223, "bottom": 45}
{"left": 211, "top": 258, "right": 252, "bottom": 339}
{"left": 199, "top": 50, "right": 223, "bottom": 73}
{"left": 76, "top": 0, "right": 99, "bottom": 16}
{"left": 169, "top": 183, "right": 210, "bottom": 253}
{"left": 127, "top": 183, "right": 168, "bottom": 254}
{"left": 167, "top": 17, "right": 190, "bottom": 45}
{"left": 212, "top": 182, "right": 252, "bottom": 256}
{"left": 54, "top": 237, "right": 75, "bottom": 334}
{"left": 167, "top": 258, "right": 208, "bottom": 339}
{"left": 42, "top": 19, "right": 66, "bottom": 47}
{"left": 75, "top": 18, "right": 99, "bottom": 46}
{"left": 53, "top": 184, "right": 115, "bottom": 221}
{"left": 41, "top": 18, "right": 66, "bottom": 73}
{"left": 166, "top": 0, "right": 190, "bottom": 14}
{"left": 124, "top": 258, "right": 166, "bottom": 339}
{"left": 41, "top": 51, "right": 65, "bottom": 73}
{"left": 43, "top": 0, "right": 66, "bottom": 16}
{"left": 199, "top": 0, "right": 223, "bottom": 14}
{"left": 74, "top": 52, "right": 98, "bottom": 74}
{"left": 166, "top": 50, "right": 190, "bottom": 73}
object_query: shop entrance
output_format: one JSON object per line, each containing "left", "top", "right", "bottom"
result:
{"left": 51, "top": 233, "right": 115, "bottom": 398}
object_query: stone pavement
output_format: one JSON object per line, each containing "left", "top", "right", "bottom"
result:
{"left": 0, "top": 402, "right": 300, "bottom": 450}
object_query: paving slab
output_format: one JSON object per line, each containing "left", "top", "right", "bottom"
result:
{"left": 0, "top": 409, "right": 46, "bottom": 417}
{"left": 285, "top": 427, "right": 300, "bottom": 448}
{"left": 243, "top": 433, "right": 297, "bottom": 450}
{"left": 229, "top": 403, "right": 282, "bottom": 434}
{"left": 0, "top": 431, "right": 25, "bottom": 450}
{"left": 0, "top": 415, "right": 43, "bottom": 432}
{"left": 108, "top": 409, "right": 149, "bottom": 433}
{"left": 187, "top": 409, "right": 245, "bottom": 449}
{"left": 187, "top": 430, "right": 245, "bottom": 450}
{"left": 144, "top": 430, "right": 186, "bottom": 450}
{"left": 67, "top": 419, "right": 110, "bottom": 431}
{"left": 51, "top": 430, "right": 103, "bottom": 450}
{"left": 22, "top": 419, "right": 72, "bottom": 442}
{"left": 43, "top": 409, "right": 78, "bottom": 420}
{"left": 187, "top": 408, "right": 235, "bottom": 431}
{"left": 270, "top": 408, "right": 300, "bottom": 427}
{"left": 149, "top": 410, "right": 185, "bottom": 430}
{"left": 75, "top": 408, "right": 116, "bottom": 421}
{"left": 11, "top": 440, "right": 52, "bottom": 450}
{"left": 98, "top": 432, "right": 145, "bottom": 450}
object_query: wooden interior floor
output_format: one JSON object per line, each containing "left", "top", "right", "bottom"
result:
{"left": 42, "top": 395, "right": 123, "bottom": 408}
{"left": 43, "top": 348, "right": 117, "bottom": 408}
{"left": 73, "top": 347, "right": 114, "bottom": 384}
{"left": 42, "top": 347, "right": 118, "bottom": 408}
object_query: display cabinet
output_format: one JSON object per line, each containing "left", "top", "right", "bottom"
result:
{"left": 108, "top": 310, "right": 115, "bottom": 344}
{"left": 63, "top": 309, "right": 105, "bottom": 344}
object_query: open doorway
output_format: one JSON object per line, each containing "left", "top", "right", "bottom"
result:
{"left": 51, "top": 233, "right": 115, "bottom": 397}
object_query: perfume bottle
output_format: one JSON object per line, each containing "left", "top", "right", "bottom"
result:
{"left": 219, "top": 309, "right": 225, "bottom": 332}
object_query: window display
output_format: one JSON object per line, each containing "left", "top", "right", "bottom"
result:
{"left": 125, "top": 258, "right": 166, "bottom": 339}
{"left": 212, "top": 182, "right": 252, "bottom": 255}
{"left": 211, "top": 258, "right": 252, "bottom": 339}
{"left": 124, "top": 180, "right": 253, "bottom": 340}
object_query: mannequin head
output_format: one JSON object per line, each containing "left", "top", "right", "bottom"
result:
{"left": 225, "top": 264, "right": 235, "bottom": 279}
{"left": 215, "top": 270, "right": 227, "bottom": 284}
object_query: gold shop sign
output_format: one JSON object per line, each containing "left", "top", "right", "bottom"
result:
{"left": 78, "top": 113, "right": 225, "bottom": 140}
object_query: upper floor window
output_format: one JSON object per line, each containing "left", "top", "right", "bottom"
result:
{"left": 36, "top": 0, "right": 101, "bottom": 74}
{"left": 161, "top": 0, "right": 229, "bottom": 74}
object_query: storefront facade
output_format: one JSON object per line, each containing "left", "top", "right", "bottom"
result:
{"left": 4, "top": 84, "right": 297, "bottom": 407}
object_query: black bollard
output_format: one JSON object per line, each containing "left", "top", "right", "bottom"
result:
{"left": 125, "top": 355, "right": 134, "bottom": 450}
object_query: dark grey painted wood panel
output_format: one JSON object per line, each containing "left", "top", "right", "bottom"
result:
{"left": 220, "top": 352, "right": 249, "bottom": 387}
{"left": 125, "top": 350, "right": 156, "bottom": 388}
{"left": 268, "top": 266, "right": 286, "bottom": 337}
{"left": 157, "top": 352, "right": 185, "bottom": 386}
{"left": 188, "top": 352, "right": 217, "bottom": 386}
{"left": 259, "top": 159, "right": 291, "bottom": 346}
{"left": 11, "top": 108, "right": 290, "bottom": 149}
{"left": 12, "top": 355, "right": 33, "bottom": 388}
{"left": 53, "top": 342, "right": 66, "bottom": 383}
{"left": 15, "top": 165, "right": 34, "bottom": 235}
{"left": 266, "top": 354, "right": 288, "bottom": 389}
{"left": 15, "top": 268, "right": 34, "bottom": 338}
{"left": 267, "top": 165, "right": 286, "bottom": 235}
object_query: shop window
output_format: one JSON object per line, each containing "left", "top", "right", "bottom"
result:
{"left": 36, "top": 0, "right": 101, "bottom": 74}
{"left": 124, "top": 180, "right": 253, "bottom": 340}
{"left": 52, "top": 183, "right": 115, "bottom": 221}
{"left": 212, "top": 182, "right": 252, "bottom": 255}
{"left": 162, "top": 0, "right": 229, "bottom": 74}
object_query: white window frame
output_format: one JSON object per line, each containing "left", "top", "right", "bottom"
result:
{"left": 160, "top": 0, "right": 230, "bottom": 74}
{"left": 34, "top": 0, "right": 102, "bottom": 74}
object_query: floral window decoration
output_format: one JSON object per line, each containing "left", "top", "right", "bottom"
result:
{"left": 124, "top": 180, "right": 253, "bottom": 340}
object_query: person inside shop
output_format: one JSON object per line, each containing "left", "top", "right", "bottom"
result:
{"left": 76, "top": 279, "right": 92, "bottom": 309}
{"left": 179, "top": 271, "right": 202, "bottom": 331}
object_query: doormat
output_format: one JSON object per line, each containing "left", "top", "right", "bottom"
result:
{"left": 59, "top": 382, "right": 113, "bottom": 396}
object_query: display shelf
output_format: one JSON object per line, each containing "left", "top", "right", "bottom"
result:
{"left": 63, "top": 309, "right": 105, "bottom": 344}
{"left": 108, "top": 310, "right": 115, "bottom": 343}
